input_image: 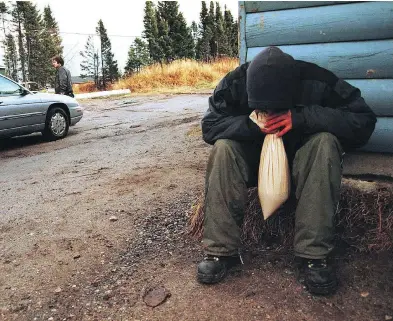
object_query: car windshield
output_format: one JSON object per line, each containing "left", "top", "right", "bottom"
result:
{"left": 0, "top": 77, "right": 22, "bottom": 96}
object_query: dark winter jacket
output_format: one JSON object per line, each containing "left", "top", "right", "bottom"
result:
{"left": 55, "top": 66, "right": 73, "bottom": 96}
{"left": 201, "top": 57, "right": 377, "bottom": 151}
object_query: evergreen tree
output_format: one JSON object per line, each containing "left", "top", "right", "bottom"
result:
{"left": 96, "top": 19, "right": 119, "bottom": 89}
{"left": 215, "top": 2, "right": 229, "bottom": 57}
{"left": 199, "top": 1, "right": 209, "bottom": 32}
{"left": 43, "top": 6, "right": 62, "bottom": 56}
{"left": 208, "top": 1, "right": 217, "bottom": 58}
{"left": 143, "top": 1, "right": 163, "bottom": 63}
{"left": 12, "top": 2, "right": 27, "bottom": 82}
{"left": 156, "top": 8, "right": 173, "bottom": 63}
{"left": 4, "top": 34, "right": 18, "bottom": 81}
{"left": 80, "top": 35, "right": 99, "bottom": 87}
{"left": 124, "top": 37, "right": 151, "bottom": 75}
{"left": 196, "top": 1, "right": 212, "bottom": 61}
{"left": 42, "top": 5, "right": 63, "bottom": 86}
{"left": 232, "top": 21, "right": 238, "bottom": 56}
{"left": 23, "top": 2, "right": 46, "bottom": 85}
{"left": 156, "top": 1, "right": 194, "bottom": 60}
{"left": 224, "top": 6, "right": 238, "bottom": 56}
{"left": 191, "top": 21, "right": 198, "bottom": 46}
{"left": 174, "top": 12, "right": 194, "bottom": 59}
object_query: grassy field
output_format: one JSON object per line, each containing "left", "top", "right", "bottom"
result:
{"left": 73, "top": 58, "right": 238, "bottom": 94}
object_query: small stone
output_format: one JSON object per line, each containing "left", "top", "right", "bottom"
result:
{"left": 54, "top": 287, "right": 62, "bottom": 293}
{"left": 48, "top": 317, "right": 54, "bottom": 321}
{"left": 73, "top": 254, "right": 81, "bottom": 259}
{"left": 109, "top": 216, "right": 118, "bottom": 222}
{"left": 360, "top": 291, "right": 369, "bottom": 298}
{"left": 143, "top": 285, "right": 171, "bottom": 307}
{"left": 385, "top": 315, "right": 392, "bottom": 321}
{"left": 103, "top": 293, "right": 111, "bottom": 301}
{"left": 284, "top": 269, "right": 294, "bottom": 275}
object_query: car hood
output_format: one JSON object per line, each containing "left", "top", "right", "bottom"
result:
{"left": 32, "top": 92, "right": 79, "bottom": 105}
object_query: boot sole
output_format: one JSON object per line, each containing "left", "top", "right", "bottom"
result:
{"left": 197, "top": 269, "right": 227, "bottom": 284}
{"left": 306, "top": 280, "right": 338, "bottom": 295}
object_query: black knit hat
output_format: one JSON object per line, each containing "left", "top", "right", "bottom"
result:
{"left": 247, "top": 46, "right": 299, "bottom": 111}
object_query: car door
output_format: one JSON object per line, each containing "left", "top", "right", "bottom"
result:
{"left": 0, "top": 76, "right": 45, "bottom": 136}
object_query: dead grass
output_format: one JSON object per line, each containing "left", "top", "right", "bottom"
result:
{"left": 73, "top": 82, "right": 102, "bottom": 94}
{"left": 113, "top": 58, "right": 238, "bottom": 94}
{"left": 189, "top": 178, "right": 393, "bottom": 253}
{"left": 186, "top": 125, "right": 203, "bottom": 137}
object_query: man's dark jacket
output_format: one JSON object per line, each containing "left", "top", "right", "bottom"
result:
{"left": 201, "top": 60, "right": 377, "bottom": 151}
{"left": 55, "top": 66, "right": 73, "bottom": 96}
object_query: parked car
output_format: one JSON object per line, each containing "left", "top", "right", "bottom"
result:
{"left": 0, "top": 74, "right": 83, "bottom": 141}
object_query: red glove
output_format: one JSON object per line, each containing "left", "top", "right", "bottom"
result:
{"left": 264, "top": 110, "right": 292, "bottom": 137}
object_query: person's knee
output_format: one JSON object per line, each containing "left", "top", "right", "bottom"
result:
{"left": 310, "top": 132, "right": 342, "bottom": 156}
{"left": 211, "top": 139, "right": 239, "bottom": 160}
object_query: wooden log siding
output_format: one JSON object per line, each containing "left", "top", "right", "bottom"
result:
{"left": 239, "top": 2, "right": 247, "bottom": 65}
{"left": 247, "top": 40, "right": 393, "bottom": 79}
{"left": 362, "top": 118, "right": 393, "bottom": 153}
{"left": 244, "top": 1, "right": 351, "bottom": 13}
{"left": 347, "top": 80, "right": 393, "bottom": 117}
{"left": 238, "top": 1, "right": 393, "bottom": 153}
{"left": 246, "top": 2, "right": 393, "bottom": 48}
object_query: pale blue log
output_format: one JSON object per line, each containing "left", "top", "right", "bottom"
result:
{"left": 244, "top": 1, "right": 348, "bottom": 13}
{"left": 247, "top": 40, "right": 393, "bottom": 79}
{"left": 347, "top": 80, "right": 393, "bottom": 117}
{"left": 239, "top": 1, "right": 247, "bottom": 66}
{"left": 246, "top": 2, "right": 393, "bottom": 48}
{"left": 361, "top": 118, "right": 393, "bottom": 153}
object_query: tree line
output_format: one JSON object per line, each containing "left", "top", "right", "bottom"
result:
{"left": 79, "top": 19, "right": 120, "bottom": 90}
{"left": 123, "top": 1, "right": 238, "bottom": 75}
{"left": 1, "top": 1, "right": 62, "bottom": 86}
{"left": 1, "top": 1, "right": 238, "bottom": 89}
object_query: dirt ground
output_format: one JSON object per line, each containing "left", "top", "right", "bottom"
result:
{"left": 0, "top": 94, "right": 392, "bottom": 321}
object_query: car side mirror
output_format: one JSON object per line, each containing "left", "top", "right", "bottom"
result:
{"left": 20, "top": 88, "right": 29, "bottom": 96}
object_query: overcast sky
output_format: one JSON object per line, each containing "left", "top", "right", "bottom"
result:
{"left": 28, "top": 0, "right": 239, "bottom": 76}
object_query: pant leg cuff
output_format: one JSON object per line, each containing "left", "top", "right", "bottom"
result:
{"left": 204, "top": 249, "right": 239, "bottom": 257}
{"left": 294, "top": 252, "right": 328, "bottom": 260}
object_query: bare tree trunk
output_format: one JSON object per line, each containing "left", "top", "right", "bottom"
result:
{"left": 16, "top": 10, "right": 26, "bottom": 82}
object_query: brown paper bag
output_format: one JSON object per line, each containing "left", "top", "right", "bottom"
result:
{"left": 250, "top": 111, "right": 291, "bottom": 220}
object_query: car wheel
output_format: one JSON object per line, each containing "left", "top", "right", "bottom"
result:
{"left": 43, "top": 107, "right": 69, "bottom": 141}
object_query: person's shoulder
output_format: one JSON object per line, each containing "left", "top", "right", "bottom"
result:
{"left": 222, "top": 61, "right": 249, "bottom": 86}
{"left": 296, "top": 60, "right": 338, "bottom": 87}
{"left": 59, "top": 66, "right": 70, "bottom": 72}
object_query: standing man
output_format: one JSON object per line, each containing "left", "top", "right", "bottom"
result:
{"left": 52, "top": 56, "right": 74, "bottom": 97}
{"left": 197, "top": 46, "right": 377, "bottom": 295}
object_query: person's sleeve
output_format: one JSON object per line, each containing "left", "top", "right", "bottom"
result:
{"left": 201, "top": 77, "right": 265, "bottom": 145}
{"left": 291, "top": 79, "right": 377, "bottom": 149}
{"left": 58, "top": 68, "right": 68, "bottom": 94}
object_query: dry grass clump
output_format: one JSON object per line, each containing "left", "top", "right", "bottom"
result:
{"left": 189, "top": 179, "right": 393, "bottom": 253}
{"left": 113, "top": 58, "right": 238, "bottom": 94}
{"left": 73, "top": 82, "right": 103, "bottom": 94}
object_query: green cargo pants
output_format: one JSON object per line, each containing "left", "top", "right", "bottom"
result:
{"left": 202, "top": 132, "right": 343, "bottom": 259}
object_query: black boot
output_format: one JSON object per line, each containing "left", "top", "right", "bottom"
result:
{"left": 296, "top": 257, "right": 338, "bottom": 295}
{"left": 197, "top": 255, "right": 241, "bottom": 284}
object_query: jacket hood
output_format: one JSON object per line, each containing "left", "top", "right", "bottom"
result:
{"left": 246, "top": 46, "right": 300, "bottom": 111}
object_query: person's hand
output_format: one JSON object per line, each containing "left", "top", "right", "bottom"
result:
{"left": 264, "top": 110, "right": 292, "bottom": 137}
